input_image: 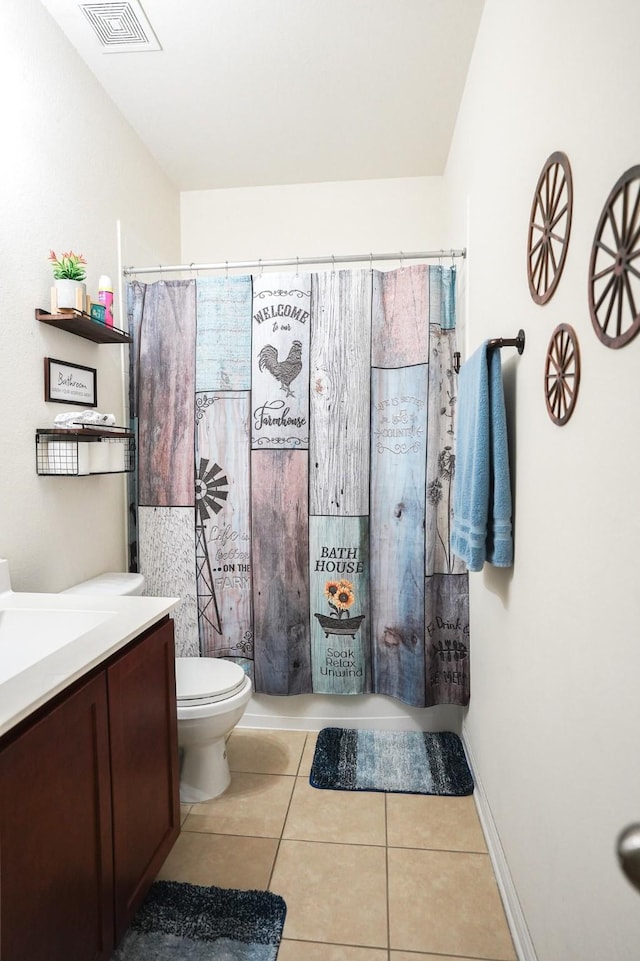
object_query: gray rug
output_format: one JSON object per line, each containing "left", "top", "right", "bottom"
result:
{"left": 112, "top": 881, "right": 286, "bottom": 960}
{"left": 310, "top": 727, "right": 473, "bottom": 795}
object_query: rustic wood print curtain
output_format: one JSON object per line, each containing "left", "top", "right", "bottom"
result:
{"left": 127, "top": 265, "right": 469, "bottom": 707}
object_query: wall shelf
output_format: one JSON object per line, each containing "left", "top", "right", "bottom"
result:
{"left": 36, "top": 427, "right": 135, "bottom": 476}
{"left": 36, "top": 308, "right": 132, "bottom": 345}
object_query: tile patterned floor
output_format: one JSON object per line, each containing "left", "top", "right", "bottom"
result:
{"left": 157, "top": 728, "right": 516, "bottom": 961}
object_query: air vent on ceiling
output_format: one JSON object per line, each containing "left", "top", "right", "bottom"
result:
{"left": 80, "top": 1, "right": 161, "bottom": 53}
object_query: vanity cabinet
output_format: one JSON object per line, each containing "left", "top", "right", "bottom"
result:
{"left": 0, "top": 616, "right": 180, "bottom": 960}
{"left": 0, "top": 672, "right": 114, "bottom": 960}
{"left": 109, "top": 617, "right": 180, "bottom": 942}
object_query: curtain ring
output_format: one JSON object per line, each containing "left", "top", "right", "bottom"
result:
{"left": 225, "top": 260, "right": 229, "bottom": 278}
{"left": 369, "top": 252, "right": 373, "bottom": 273}
{"left": 258, "top": 258, "right": 263, "bottom": 276}
{"left": 400, "top": 251, "right": 405, "bottom": 271}
{"left": 296, "top": 256, "right": 299, "bottom": 275}
{"left": 331, "top": 254, "right": 335, "bottom": 273}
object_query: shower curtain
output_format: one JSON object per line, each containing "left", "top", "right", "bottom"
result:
{"left": 127, "top": 265, "right": 469, "bottom": 708}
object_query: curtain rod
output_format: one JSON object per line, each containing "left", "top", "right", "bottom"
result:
{"left": 122, "top": 248, "right": 466, "bottom": 277}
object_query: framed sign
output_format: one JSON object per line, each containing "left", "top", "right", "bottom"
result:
{"left": 44, "top": 357, "right": 97, "bottom": 407}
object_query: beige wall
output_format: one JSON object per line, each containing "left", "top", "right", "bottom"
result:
{"left": 0, "top": 0, "right": 180, "bottom": 591}
{"left": 445, "top": 1, "right": 640, "bottom": 958}
{"left": 180, "top": 176, "right": 447, "bottom": 266}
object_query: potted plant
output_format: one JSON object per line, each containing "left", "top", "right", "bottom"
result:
{"left": 48, "top": 249, "right": 87, "bottom": 311}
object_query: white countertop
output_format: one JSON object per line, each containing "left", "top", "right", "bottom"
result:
{"left": 0, "top": 589, "right": 179, "bottom": 738}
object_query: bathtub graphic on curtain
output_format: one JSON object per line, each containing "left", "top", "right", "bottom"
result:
{"left": 128, "top": 264, "right": 469, "bottom": 707}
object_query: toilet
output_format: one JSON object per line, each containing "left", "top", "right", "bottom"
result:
{"left": 174, "top": 656, "right": 252, "bottom": 802}
{"left": 62, "top": 572, "right": 253, "bottom": 802}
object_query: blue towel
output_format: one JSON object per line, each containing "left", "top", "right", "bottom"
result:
{"left": 451, "top": 342, "right": 513, "bottom": 571}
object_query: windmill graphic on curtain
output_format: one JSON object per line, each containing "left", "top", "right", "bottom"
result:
{"left": 195, "top": 457, "right": 227, "bottom": 651}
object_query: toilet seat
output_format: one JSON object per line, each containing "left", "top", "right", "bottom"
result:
{"left": 175, "top": 656, "right": 248, "bottom": 706}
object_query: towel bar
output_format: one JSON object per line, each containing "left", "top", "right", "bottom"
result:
{"left": 453, "top": 329, "right": 525, "bottom": 374}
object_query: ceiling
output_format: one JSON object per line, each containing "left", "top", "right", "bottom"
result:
{"left": 40, "top": 0, "right": 485, "bottom": 192}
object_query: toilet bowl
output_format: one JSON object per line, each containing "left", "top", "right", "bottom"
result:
{"left": 62, "top": 571, "right": 252, "bottom": 802}
{"left": 175, "top": 656, "right": 252, "bottom": 802}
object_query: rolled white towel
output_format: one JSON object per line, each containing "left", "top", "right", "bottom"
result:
{"left": 89, "top": 442, "right": 110, "bottom": 473}
{"left": 107, "top": 439, "right": 126, "bottom": 472}
{"left": 48, "top": 441, "right": 77, "bottom": 474}
{"left": 77, "top": 443, "right": 91, "bottom": 475}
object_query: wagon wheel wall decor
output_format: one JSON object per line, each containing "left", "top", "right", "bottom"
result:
{"left": 588, "top": 165, "right": 640, "bottom": 348}
{"left": 545, "top": 323, "right": 581, "bottom": 426}
{"left": 527, "top": 151, "right": 573, "bottom": 304}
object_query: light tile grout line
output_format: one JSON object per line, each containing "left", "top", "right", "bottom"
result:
{"left": 264, "top": 730, "right": 309, "bottom": 892}
{"left": 181, "top": 823, "right": 487, "bottom": 856}
{"left": 384, "top": 790, "right": 391, "bottom": 961}
{"left": 181, "top": 827, "right": 423, "bottom": 849}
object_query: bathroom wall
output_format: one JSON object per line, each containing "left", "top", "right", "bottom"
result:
{"left": 1, "top": 0, "right": 180, "bottom": 591}
{"left": 181, "top": 176, "right": 463, "bottom": 732}
{"left": 181, "top": 176, "right": 447, "bottom": 267}
{"left": 445, "top": 0, "right": 640, "bottom": 958}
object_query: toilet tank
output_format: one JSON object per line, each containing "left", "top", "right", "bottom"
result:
{"left": 61, "top": 572, "right": 146, "bottom": 596}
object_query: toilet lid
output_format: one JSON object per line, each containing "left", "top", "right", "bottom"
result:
{"left": 175, "top": 656, "right": 248, "bottom": 705}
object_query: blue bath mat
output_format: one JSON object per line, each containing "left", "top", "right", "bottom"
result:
{"left": 112, "top": 880, "right": 286, "bottom": 960}
{"left": 310, "top": 727, "right": 473, "bottom": 795}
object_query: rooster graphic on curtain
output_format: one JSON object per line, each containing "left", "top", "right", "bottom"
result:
{"left": 258, "top": 341, "right": 303, "bottom": 397}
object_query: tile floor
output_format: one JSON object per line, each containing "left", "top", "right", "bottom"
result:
{"left": 157, "top": 728, "right": 516, "bottom": 961}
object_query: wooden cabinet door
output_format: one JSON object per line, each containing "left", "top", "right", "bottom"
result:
{"left": 0, "top": 674, "right": 114, "bottom": 961}
{"left": 108, "top": 617, "right": 180, "bottom": 941}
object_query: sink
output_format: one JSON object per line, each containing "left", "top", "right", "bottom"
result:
{"left": 0, "top": 608, "right": 115, "bottom": 683}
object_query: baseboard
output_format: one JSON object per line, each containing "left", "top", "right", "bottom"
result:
{"left": 462, "top": 730, "right": 539, "bottom": 961}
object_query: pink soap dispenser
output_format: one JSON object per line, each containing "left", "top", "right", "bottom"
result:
{"left": 98, "top": 275, "right": 114, "bottom": 327}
